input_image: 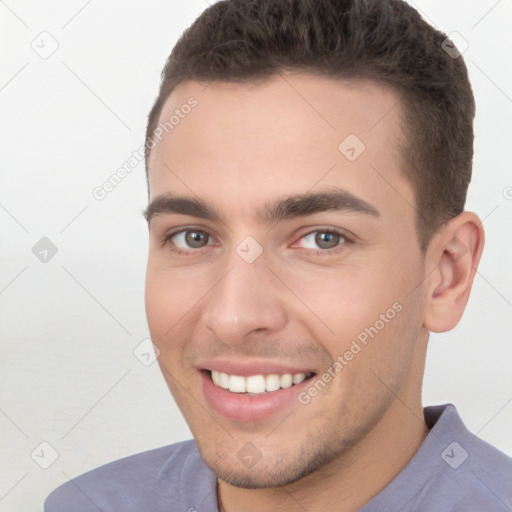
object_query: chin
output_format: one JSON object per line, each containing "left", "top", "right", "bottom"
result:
{"left": 198, "top": 435, "right": 349, "bottom": 489}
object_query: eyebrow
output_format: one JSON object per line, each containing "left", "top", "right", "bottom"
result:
{"left": 144, "top": 195, "right": 219, "bottom": 223}
{"left": 143, "top": 189, "right": 380, "bottom": 224}
{"left": 261, "top": 189, "right": 380, "bottom": 222}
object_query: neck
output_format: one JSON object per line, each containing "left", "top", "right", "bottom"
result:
{"left": 217, "top": 339, "right": 430, "bottom": 512}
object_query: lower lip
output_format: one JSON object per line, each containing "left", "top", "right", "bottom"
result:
{"left": 201, "top": 371, "right": 313, "bottom": 422}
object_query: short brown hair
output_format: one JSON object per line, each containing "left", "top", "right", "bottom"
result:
{"left": 145, "top": 0, "right": 475, "bottom": 249}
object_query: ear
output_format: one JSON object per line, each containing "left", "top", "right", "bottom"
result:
{"left": 422, "top": 211, "right": 485, "bottom": 333}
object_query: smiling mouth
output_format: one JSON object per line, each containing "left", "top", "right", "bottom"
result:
{"left": 205, "top": 369, "right": 316, "bottom": 396}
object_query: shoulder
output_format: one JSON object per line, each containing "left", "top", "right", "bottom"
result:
{"left": 362, "top": 404, "right": 512, "bottom": 512}
{"left": 451, "top": 431, "right": 512, "bottom": 509}
{"left": 44, "top": 439, "right": 217, "bottom": 512}
{"left": 416, "top": 405, "right": 512, "bottom": 511}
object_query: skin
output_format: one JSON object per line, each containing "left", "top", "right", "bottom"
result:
{"left": 144, "top": 73, "right": 484, "bottom": 512}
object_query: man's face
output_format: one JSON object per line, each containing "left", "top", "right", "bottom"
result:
{"left": 145, "top": 74, "right": 429, "bottom": 487}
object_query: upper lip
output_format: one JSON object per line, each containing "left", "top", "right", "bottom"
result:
{"left": 197, "top": 358, "right": 316, "bottom": 377}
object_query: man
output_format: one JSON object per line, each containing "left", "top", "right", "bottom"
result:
{"left": 45, "top": 0, "right": 512, "bottom": 510}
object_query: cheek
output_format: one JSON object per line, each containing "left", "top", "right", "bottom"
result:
{"left": 285, "top": 268, "right": 397, "bottom": 340}
{"left": 145, "top": 267, "right": 202, "bottom": 385}
{"left": 145, "top": 260, "right": 227, "bottom": 359}
{"left": 145, "top": 269, "right": 171, "bottom": 339}
{"left": 283, "top": 252, "right": 421, "bottom": 358}
{"left": 145, "top": 264, "right": 200, "bottom": 342}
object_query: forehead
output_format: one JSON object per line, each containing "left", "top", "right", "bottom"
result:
{"left": 147, "top": 73, "right": 413, "bottom": 225}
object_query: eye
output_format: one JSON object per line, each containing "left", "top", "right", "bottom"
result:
{"left": 297, "top": 230, "right": 347, "bottom": 251}
{"left": 169, "top": 229, "right": 212, "bottom": 250}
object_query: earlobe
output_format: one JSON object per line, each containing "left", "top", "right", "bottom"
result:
{"left": 423, "top": 212, "right": 485, "bottom": 333}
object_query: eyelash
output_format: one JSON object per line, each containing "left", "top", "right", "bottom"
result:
{"left": 160, "top": 228, "right": 213, "bottom": 255}
{"left": 161, "top": 227, "right": 353, "bottom": 256}
{"left": 295, "top": 228, "right": 352, "bottom": 256}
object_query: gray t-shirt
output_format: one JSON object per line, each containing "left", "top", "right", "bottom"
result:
{"left": 44, "top": 404, "right": 512, "bottom": 511}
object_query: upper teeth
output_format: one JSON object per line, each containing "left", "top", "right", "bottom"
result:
{"left": 210, "top": 371, "right": 309, "bottom": 394}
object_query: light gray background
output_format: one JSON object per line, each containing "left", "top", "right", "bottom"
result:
{"left": 1, "top": 1, "right": 511, "bottom": 510}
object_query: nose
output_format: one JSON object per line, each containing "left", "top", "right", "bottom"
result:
{"left": 201, "top": 253, "right": 289, "bottom": 344}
